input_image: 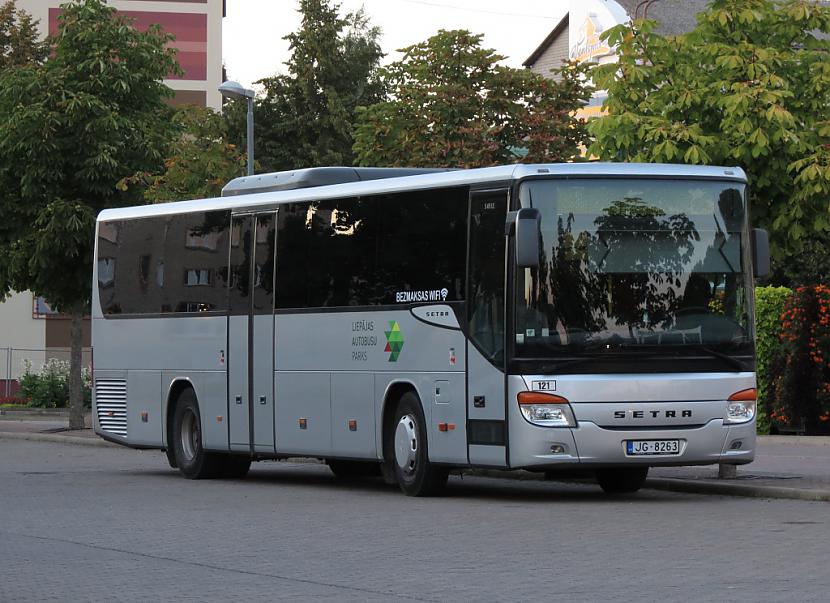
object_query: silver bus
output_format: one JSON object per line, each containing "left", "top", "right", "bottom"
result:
{"left": 92, "top": 163, "right": 768, "bottom": 495}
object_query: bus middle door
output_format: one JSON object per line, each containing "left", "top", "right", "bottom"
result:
{"left": 228, "top": 212, "right": 277, "bottom": 454}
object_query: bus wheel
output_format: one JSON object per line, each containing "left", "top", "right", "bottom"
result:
{"left": 327, "top": 460, "right": 382, "bottom": 479}
{"left": 172, "top": 389, "right": 222, "bottom": 479}
{"left": 386, "top": 392, "right": 448, "bottom": 496}
{"left": 596, "top": 467, "right": 649, "bottom": 494}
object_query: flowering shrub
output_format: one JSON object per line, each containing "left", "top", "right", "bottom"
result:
{"left": 766, "top": 285, "right": 830, "bottom": 434}
{"left": 15, "top": 359, "right": 92, "bottom": 409}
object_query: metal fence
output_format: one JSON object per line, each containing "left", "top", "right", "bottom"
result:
{"left": 0, "top": 347, "right": 93, "bottom": 399}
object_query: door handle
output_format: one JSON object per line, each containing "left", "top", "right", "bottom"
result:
{"left": 235, "top": 395, "right": 242, "bottom": 405}
{"left": 259, "top": 395, "right": 267, "bottom": 405}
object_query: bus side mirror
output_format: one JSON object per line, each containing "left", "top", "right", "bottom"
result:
{"left": 515, "top": 208, "right": 541, "bottom": 269}
{"left": 752, "top": 228, "right": 770, "bottom": 278}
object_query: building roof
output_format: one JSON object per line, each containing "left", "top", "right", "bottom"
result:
{"left": 523, "top": 0, "right": 711, "bottom": 67}
{"left": 615, "top": 0, "right": 711, "bottom": 36}
{"left": 522, "top": 14, "right": 569, "bottom": 67}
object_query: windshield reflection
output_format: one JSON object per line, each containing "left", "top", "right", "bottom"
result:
{"left": 515, "top": 179, "right": 753, "bottom": 359}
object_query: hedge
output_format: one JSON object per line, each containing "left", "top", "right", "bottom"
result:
{"left": 755, "top": 286, "right": 792, "bottom": 433}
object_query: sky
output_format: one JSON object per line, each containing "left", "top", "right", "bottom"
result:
{"left": 223, "top": 0, "right": 569, "bottom": 89}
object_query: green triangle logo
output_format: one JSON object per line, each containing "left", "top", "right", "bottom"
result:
{"left": 384, "top": 321, "right": 404, "bottom": 361}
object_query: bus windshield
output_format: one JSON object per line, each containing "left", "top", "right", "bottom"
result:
{"left": 514, "top": 178, "right": 754, "bottom": 360}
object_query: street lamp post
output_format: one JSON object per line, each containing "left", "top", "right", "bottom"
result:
{"left": 218, "top": 80, "right": 256, "bottom": 176}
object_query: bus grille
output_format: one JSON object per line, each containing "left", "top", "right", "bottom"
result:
{"left": 95, "top": 379, "right": 127, "bottom": 437}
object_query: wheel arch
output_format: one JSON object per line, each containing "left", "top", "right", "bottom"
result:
{"left": 379, "top": 379, "right": 424, "bottom": 462}
{"left": 164, "top": 377, "right": 196, "bottom": 451}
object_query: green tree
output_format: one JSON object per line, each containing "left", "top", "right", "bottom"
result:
{"left": 0, "top": 0, "right": 47, "bottom": 68}
{"left": 122, "top": 105, "right": 247, "bottom": 203}
{"left": 353, "top": 30, "right": 592, "bottom": 168}
{"left": 228, "top": 0, "right": 384, "bottom": 172}
{"left": 0, "top": 0, "right": 179, "bottom": 429}
{"left": 588, "top": 0, "right": 830, "bottom": 266}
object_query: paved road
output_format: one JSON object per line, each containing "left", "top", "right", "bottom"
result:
{"left": 2, "top": 440, "right": 829, "bottom": 602}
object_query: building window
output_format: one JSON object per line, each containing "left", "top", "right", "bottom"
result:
{"left": 184, "top": 268, "right": 213, "bottom": 287}
{"left": 98, "top": 258, "right": 116, "bottom": 287}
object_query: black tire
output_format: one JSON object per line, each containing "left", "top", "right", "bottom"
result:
{"left": 171, "top": 388, "right": 223, "bottom": 479}
{"left": 384, "top": 391, "right": 448, "bottom": 496}
{"left": 596, "top": 467, "right": 649, "bottom": 494}
{"left": 165, "top": 446, "right": 178, "bottom": 469}
{"left": 328, "top": 460, "right": 382, "bottom": 479}
{"left": 220, "top": 455, "right": 252, "bottom": 479}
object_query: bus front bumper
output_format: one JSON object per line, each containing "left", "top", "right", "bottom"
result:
{"left": 508, "top": 419, "right": 756, "bottom": 470}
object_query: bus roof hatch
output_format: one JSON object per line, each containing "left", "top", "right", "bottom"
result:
{"left": 220, "top": 166, "right": 453, "bottom": 197}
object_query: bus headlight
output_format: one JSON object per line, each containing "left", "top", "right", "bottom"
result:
{"left": 724, "top": 388, "right": 756, "bottom": 424}
{"left": 518, "top": 391, "right": 576, "bottom": 427}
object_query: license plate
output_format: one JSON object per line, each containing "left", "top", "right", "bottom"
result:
{"left": 626, "top": 439, "right": 680, "bottom": 456}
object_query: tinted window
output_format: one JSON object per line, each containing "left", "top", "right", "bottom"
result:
{"left": 229, "top": 213, "right": 276, "bottom": 314}
{"left": 98, "top": 210, "right": 231, "bottom": 315}
{"left": 228, "top": 215, "right": 252, "bottom": 314}
{"left": 468, "top": 192, "right": 507, "bottom": 363}
{"left": 374, "top": 188, "right": 467, "bottom": 304}
{"left": 274, "top": 187, "right": 468, "bottom": 309}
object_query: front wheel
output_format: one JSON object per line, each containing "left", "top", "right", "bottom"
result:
{"left": 385, "top": 392, "right": 448, "bottom": 496}
{"left": 596, "top": 467, "right": 649, "bottom": 494}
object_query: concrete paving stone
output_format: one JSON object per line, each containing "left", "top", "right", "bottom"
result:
{"left": 2, "top": 439, "right": 830, "bottom": 601}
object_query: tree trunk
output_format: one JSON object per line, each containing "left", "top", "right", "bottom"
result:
{"left": 68, "top": 307, "right": 85, "bottom": 430}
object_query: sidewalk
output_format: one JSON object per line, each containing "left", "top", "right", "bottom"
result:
{"left": 647, "top": 437, "right": 830, "bottom": 502}
{"left": 1, "top": 412, "right": 828, "bottom": 501}
{"left": 0, "top": 411, "right": 109, "bottom": 448}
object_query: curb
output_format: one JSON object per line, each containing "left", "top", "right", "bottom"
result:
{"left": 470, "top": 468, "right": 830, "bottom": 502}
{"left": 645, "top": 477, "right": 830, "bottom": 502}
{"left": 0, "top": 430, "right": 114, "bottom": 448}
{"left": 758, "top": 435, "right": 830, "bottom": 447}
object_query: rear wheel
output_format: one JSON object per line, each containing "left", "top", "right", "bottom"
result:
{"left": 596, "top": 467, "right": 649, "bottom": 494}
{"left": 172, "top": 389, "right": 223, "bottom": 479}
{"left": 385, "top": 392, "right": 448, "bottom": 496}
{"left": 327, "top": 460, "right": 382, "bottom": 479}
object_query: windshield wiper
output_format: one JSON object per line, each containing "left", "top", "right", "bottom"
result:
{"left": 543, "top": 342, "right": 746, "bottom": 373}
{"left": 686, "top": 345, "right": 746, "bottom": 372}
{"left": 545, "top": 349, "right": 665, "bottom": 373}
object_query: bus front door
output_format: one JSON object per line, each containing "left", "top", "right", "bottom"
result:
{"left": 228, "top": 212, "right": 277, "bottom": 454}
{"left": 466, "top": 190, "right": 509, "bottom": 468}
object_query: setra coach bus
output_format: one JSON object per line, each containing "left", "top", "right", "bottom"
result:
{"left": 92, "top": 163, "right": 768, "bottom": 495}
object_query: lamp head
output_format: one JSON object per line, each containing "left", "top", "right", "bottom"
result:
{"left": 218, "top": 80, "right": 255, "bottom": 100}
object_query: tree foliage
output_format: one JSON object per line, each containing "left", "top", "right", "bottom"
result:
{"left": 353, "top": 29, "right": 593, "bottom": 168}
{"left": 228, "top": 0, "right": 384, "bottom": 172}
{"left": 0, "top": 0, "right": 47, "bottom": 68}
{"left": 122, "top": 105, "right": 247, "bottom": 203}
{"left": 588, "top": 0, "right": 830, "bottom": 262}
{"left": 0, "top": 0, "right": 179, "bottom": 309}
{"left": 0, "top": 0, "right": 179, "bottom": 428}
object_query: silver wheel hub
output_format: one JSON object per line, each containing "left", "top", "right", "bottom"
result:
{"left": 394, "top": 414, "right": 418, "bottom": 473}
{"left": 180, "top": 409, "right": 199, "bottom": 462}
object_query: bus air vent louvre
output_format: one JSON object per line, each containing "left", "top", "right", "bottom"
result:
{"left": 95, "top": 379, "right": 128, "bottom": 437}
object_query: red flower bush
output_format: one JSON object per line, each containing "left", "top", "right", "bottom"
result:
{"left": 766, "top": 286, "right": 830, "bottom": 433}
